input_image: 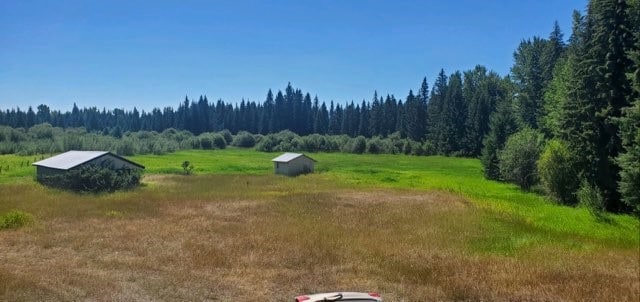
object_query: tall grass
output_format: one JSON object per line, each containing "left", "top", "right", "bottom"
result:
{"left": 0, "top": 174, "right": 637, "bottom": 300}
{"left": 1, "top": 149, "right": 638, "bottom": 248}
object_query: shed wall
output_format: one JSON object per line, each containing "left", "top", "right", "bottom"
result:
{"left": 274, "top": 157, "right": 314, "bottom": 176}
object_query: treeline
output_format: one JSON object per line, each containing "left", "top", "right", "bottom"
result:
{"left": 0, "top": 125, "right": 432, "bottom": 157}
{"left": 0, "top": 0, "right": 638, "bottom": 215}
{"left": 1, "top": 74, "right": 513, "bottom": 158}
{"left": 481, "top": 0, "right": 639, "bottom": 215}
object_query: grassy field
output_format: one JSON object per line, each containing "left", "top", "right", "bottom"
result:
{"left": 0, "top": 148, "right": 638, "bottom": 300}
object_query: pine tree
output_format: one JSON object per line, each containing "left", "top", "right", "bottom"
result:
{"left": 439, "top": 71, "right": 466, "bottom": 154}
{"left": 463, "top": 66, "right": 501, "bottom": 156}
{"left": 511, "top": 37, "right": 547, "bottom": 128}
{"left": 404, "top": 90, "right": 422, "bottom": 141}
{"left": 617, "top": 29, "right": 640, "bottom": 214}
{"left": 617, "top": 99, "right": 640, "bottom": 213}
{"left": 542, "top": 21, "right": 567, "bottom": 84}
{"left": 358, "top": 100, "right": 369, "bottom": 137}
{"left": 315, "top": 102, "right": 329, "bottom": 135}
{"left": 562, "top": 0, "right": 635, "bottom": 211}
{"left": 427, "top": 69, "right": 448, "bottom": 149}
{"left": 481, "top": 99, "right": 519, "bottom": 180}
{"left": 274, "top": 91, "right": 286, "bottom": 132}
{"left": 369, "top": 91, "right": 382, "bottom": 136}
{"left": 260, "top": 90, "right": 275, "bottom": 134}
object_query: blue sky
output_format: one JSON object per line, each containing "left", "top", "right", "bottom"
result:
{"left": 0, "top": 0, "right": 586, "bottom": 111}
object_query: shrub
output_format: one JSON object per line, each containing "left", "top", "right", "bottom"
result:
{"left": 350, "top": 136, "right": 367, "bottom": 154}
{"left": 498, "top": 128, "right": 544, "bottom": 190}
{"left": 116, "top": 138, "right": 136, "bottom": 156}
{"left": 199, "top": 135, "right": 214, "bottom": 149}
{"left": 232, "top": 132, "right": 255, "bottom": 148}
{"left": 212, "top": 133, "right": 227, "bottom": 149}
{"left": 182, "top": 160, "right": 194, "bottom": 175}
{"left": 577, "top": 179, "right": 606, "bottom": 220}
{"left": 29, "top": 123, "right": 54, "bottom": 139}
{"left": 366, "top": 137, "right": 383, "bottom": 154}
{"left": 39, "top": 161, "right": 143, "bottom": 193}
{"left": 537, "top": 139, "right": 579, "bottom": 205}
{"left": 0, "top": 210, "right": 33, "bottom": 230}
{"left": 220, "top": 129, "right": 233, "bottom": 145}
{"left": 255, "top": 135, "right": 277, "bottom": 152}
{"left": 422, "top": 141, "right": 437, "bottom": 155}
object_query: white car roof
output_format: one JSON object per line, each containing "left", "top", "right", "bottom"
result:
{"left": 297, "top": 292, "right": 382, "bottom": 301}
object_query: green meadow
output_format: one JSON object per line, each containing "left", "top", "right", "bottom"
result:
{"left": 1, "top": 148, "right": 638, "bottom": 300}
{"left": 2, "top": 148, "right": 638, "bottom": 249}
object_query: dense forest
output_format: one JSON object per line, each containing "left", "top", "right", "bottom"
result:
{"left": 1, "top": 0, "right": 639, "bottom": 215}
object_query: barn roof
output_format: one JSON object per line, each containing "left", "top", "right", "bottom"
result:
{"left": 271, "top": 152, "right": 316, "bottom": 163}
{"left": 32, "top": 151, "right": 144, "bottom": 170}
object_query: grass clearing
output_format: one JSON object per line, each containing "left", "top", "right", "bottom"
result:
{"left": 0, "top": 149, "right": 638, "bottom": 300}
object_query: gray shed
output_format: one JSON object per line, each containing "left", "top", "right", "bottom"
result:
{"left": 272, "top": 152, "right": 316, "bottom": 176}
{"left": 32, "top": 150, "right": 144, "bottom": 181}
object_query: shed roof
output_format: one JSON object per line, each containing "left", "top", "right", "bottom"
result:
{"left": 32, "top": 150, "right": 144, "bottom": 170}
{"left": 271, "top": 152, "right": 316, "bottom": 163}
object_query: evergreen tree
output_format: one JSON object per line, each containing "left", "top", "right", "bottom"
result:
{"left": 369, "top": 91, "right": 383, "bottom": 136}
{"left": 617, "top": 32, "right": 640, "bottom": 214}
{"left": 481, "top": 99, "right": 518, "bottom": 180}
{"left": 427, "top": 69, "right": 448, "bottom": 148}
{"left": 511, "top": 37, "right": 547, "bottom": 128}
{"left": 274, "top": 91, "right": 286, "bottom": 132}
{"left": 439, "top": 71, "right": 466, "bottom": 154}
{"left": 314, "top": 102, "right": 329, "bottom": 134}
{"left": 404, "top": 90, "right": 422, "bottom": 141}
{"left": 358, "top": 100, "right": 369, "bottom": 137}
{"left": 541, "top": 57, "right": 571, "bottom": 137}
{"left": 463, "top": 67, "right": 505, "bottom": 156}
{"left": 562, "top": 0, "right": 635, "bottom": 211}
{"left": 260, "top": 90, "right": 275, "bottom": 134}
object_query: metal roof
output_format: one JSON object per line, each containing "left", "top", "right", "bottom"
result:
{"left": 32, "top": 150, "right": 144, "bottom": 170}
{"left": 271, "top": 152, "right": 316, "bottom": 163}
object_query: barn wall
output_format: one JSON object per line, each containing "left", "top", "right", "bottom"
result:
{"left": 36, "top": 166, "right": 63, "bottom": 181}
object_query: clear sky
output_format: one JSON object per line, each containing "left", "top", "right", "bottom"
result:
{"left": 0, "top": 0, "right": 587, "bottom": 111}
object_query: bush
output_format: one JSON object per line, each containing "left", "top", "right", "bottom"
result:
{"left": 350, "top": 136, "right": 367, "bottom": 154}
{"left": 199, "top": 135, "right": 214, "bottom": 149}
{"left": 117, "top": 138, "right": 136, "bottom": 156}
{"left": 577, "top": 179, "right": 606, "bottom": 220}
{"left": 498, "top": 128, "right": 544, "bottom": 190}
{"left": 255, "top": 135, "right": 277, "bottom": 152}
{"left": 537, "top": 139, "right": 579, "bottom": 205}
{"left": 39, "top": 161, "right": 143, "bottom": 193}
{"left": 366, "top": 137, "right": 383, "bottom": 154}
{"left": 212, "top": 133, "right": 227, "bottom": 149}
{"left": 232, "top": 132, "right": 255, "bottom": 148}
{"left": 0, "top": 210, "right": 33, "bottom": 230}
{"left": 182, "top": 160, "right": 194, "bottom": 175}
{"left": 422, "top": 141, "right": 437, "bottom": 155}
{"left": 220, "top": 129, "right": 233, "bottom": 145}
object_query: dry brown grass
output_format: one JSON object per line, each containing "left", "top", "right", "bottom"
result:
{"left": 0, "top": 174, "right": 638, "bottom": 301}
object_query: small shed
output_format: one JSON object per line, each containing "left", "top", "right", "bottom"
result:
{"left": 272, "top": 152, "right": 316, "bottom": 176}
{"left": 32, "top": 150, "right": 145, "bottom": 181}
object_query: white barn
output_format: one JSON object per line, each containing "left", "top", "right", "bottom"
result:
{"left": 33, "top": 151, "right": 144, "bottom": 181}
{"left": 272, "top": 152, "right": 316, "bottom": 176}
